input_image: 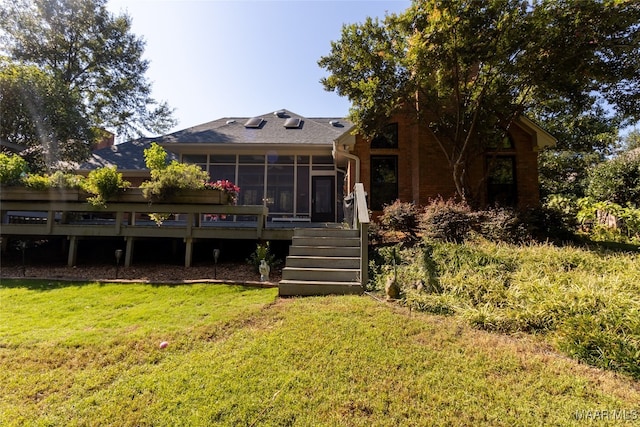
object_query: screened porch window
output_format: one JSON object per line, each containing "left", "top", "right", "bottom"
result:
{"left": 178, "top": 153, "right": 333, "bottom": 219}
{"left": 267, "top": 164, "right": 294, "bottom": 213}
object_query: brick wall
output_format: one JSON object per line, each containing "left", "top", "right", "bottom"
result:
{"left": 354, "top": 115, "right": 543, "bottom": 212}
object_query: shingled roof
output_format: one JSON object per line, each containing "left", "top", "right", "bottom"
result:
{"left": 153, "top": 109, "right": 352, "bottom": 146}
{"left": 79, "top": 137, "right": 179, "bottom": 171}
{"left": 80, "top": 109, "right": 352, "bottom": 170}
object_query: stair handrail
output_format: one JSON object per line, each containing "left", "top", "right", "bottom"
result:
{"left": 352, "top": 183, "right": 369, "bottom": 286}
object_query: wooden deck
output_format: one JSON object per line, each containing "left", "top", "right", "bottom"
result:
{"left": 0, "top": 199, "right": 341, "bottom": 267}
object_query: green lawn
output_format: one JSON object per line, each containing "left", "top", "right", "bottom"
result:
{"left": 1, "top": 280, "right": 638, "bottom": 426}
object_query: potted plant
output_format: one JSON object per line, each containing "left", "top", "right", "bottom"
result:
{"left": 204, "top": 179, "right": 240, "bottom": 205}
{"left": 0, "top": 153, "right": 85, "bottom": 201}
{"left": 140, "top": 143, "right": 211, "bottom": 202}
{"left": 82, "top": 166, "right": 131, "bottom": 208}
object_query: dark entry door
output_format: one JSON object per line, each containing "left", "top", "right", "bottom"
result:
{"left": 311, "top": 176, "right": 335, "bottom": 222}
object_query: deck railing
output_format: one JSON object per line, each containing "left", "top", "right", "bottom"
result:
{"left": 0, "top": 198, "right": 267, "bottom": 267}
{"left": 352, "top": 183, "right": 370, "bottom": 286}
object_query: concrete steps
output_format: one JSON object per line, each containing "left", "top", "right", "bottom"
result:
{"left": 278, "top": 228, "right": 363, "bottom": 297}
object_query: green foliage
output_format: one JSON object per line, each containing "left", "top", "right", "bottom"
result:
{"left": 2, "top": 0, "right": 176, "bottom": 139}
{"left": 140, "top": 143, "right": 207, "bottom": 201}
{"left": 22, "top": 171, "right": 85, "bottom": 190}
{"left": 544, "top": 194, "right": 578, "bottom": 219}
{"left": 246, "top": 242, "right": 281, "bottom": 273}
{"left": 141, "top": 161, "right": 208, "bottom": 201}
{"left": 372, "top": 239, "right": 640, "bottom": 379}
{"left": 82, "top": 166, "right": 131, "bottom": 207}
{"left": 148, "top": 212, "right": 171, "bottom": 226}
{"left": 143, "top": 142, "right": 169, "bottom": 171}
{"left": 0, "top": 59, "right": 93, "bottom": 172}
{"left": 577, "top": 197, "right": 640, "bottom": 244}
{"left": 47, "top": 171, "right": 84, "bottom": 189}
{"left": 585, "top": 153, "right": 640, "bottom": 205}
{"left": 20, "top": 173, "right": 49, "bottom": 190}
{"left": 621, "top": 128, "right": 640, "bottom": 152}
{"left": 320, "top": 0, "right": 640, "bottom": 202}
{"left": 538, "top": 150, "right": 603, "bottom": 199}
{"left": 0, "top": 153, "right": 28, "bottom": 185}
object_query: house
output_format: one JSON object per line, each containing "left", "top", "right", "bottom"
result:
{"left": 81, "top": 109, "right": 352, "bottom": 223}
{"left": 82, "top": 108, "right": 555, "bottom": 222}
{"left": 1, "top": 108, "right": 555, "bottom": 295}
{"left": 345, "top": 114, "right": 557, "bottom": 212}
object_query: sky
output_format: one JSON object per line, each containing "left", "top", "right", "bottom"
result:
{"left": 106, "top": 0, "right": 412, "bottom": 135}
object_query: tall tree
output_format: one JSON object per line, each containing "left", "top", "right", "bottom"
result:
{"left": 0, "top": 58, "right": 92, "bottom": 171}
{"left": 533, "top": 102, "right": 621, "bottom": 199}
{"left": 1, "top": 0, "right": 176, "bottom": 140}
{"left": 319, "top": 0, "right": 640, "bottom": 204}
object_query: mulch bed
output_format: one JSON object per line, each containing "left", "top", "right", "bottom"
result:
{"left": 0, "top": 262, "right": 282, "bottom": 287}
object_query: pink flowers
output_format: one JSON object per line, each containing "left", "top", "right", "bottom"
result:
{"left": 204, "top": 180, "right": 240, "bottom": 204}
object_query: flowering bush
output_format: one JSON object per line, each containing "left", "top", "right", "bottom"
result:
{"left": 205, "top": 179, "right": 240, "bottom": 204}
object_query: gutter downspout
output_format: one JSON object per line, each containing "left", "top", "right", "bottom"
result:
{"left": 332, "top": 141, "right": 360, "bottom": 183}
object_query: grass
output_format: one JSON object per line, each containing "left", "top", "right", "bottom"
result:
{"left": 373, "top": 238, "right": 640, "bottom": 380}
{"left": 1, "top": 280, "right": 639, "bottom": 426}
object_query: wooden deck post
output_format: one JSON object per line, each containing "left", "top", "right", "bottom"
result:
{"left": 184, "top": 237, "right": 193, "bottom": 268}
{"left": 46, "top": 210, "right": 54, "bottom": 234}
{"left": 124, "top": 237, "right": 134, "bottom": 267}
{"left": 67, "top": 236, "right": 78, "bottom": 267}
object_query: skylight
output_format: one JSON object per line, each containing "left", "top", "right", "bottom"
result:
{"left": 284, "top": 117, "right": 301, "bottom": 129}
{"left": 244, "top": 117, "right": 264, "bottom": 128}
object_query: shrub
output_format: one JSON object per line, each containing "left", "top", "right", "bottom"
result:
{"left": 83, "top": 166, "right": 131, "bottom": 207}
{"left": 419, "top": 198, "right": 478, "bottom": 243}
{"left": 247, "top": 242, "right": 281, "bottom": 273}
{"left": 141, "top": 161, "right": 208, "bottom": 201}
{"left": 586, "top": 154, "right": 640, "bottom": 205}
{"left": 21, "top": 174, "right": 50, "bottom": 190}
{"left": 418, "top": 198, "right": 575, "bottom": 245}
{"left": 577, "top": 197, "right": 640, "bottom": 244}
{"left": 0, "top": 153, "right": 28, "bottom": 185}
{"left": 143, "top": 142, "right": 169, "bottom": 171}
{"left": 140, "top": 143, "right": 208, "bottom": 201}
{"left": 476, "top": 208, "right": 525, "bottom": 243}
{"left": 516, "top": 206, "right": 576, "bottom": 243}
{"left": 367, "top": 220, "right": 385, "bottom": 245}
{"left": 378, "top": 200, "right": 420, "bottom": 241}
{"left": 48, "top": 171, "right": 84, "bottom": 189}
{"left": 23, "top": 171, "right": 85, "bottom": 190}
{"left": 544, "top": 194, "right": 579, "bottom": 219}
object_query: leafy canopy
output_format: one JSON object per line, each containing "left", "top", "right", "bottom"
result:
{"left": 0, "top": 58, "right": 93, "bottom": 171}
{"left": 319, "top": 0, "right": 640, "bottom": 202}
{"left": 1, "top": 0, "right": 176, "bottom": 140}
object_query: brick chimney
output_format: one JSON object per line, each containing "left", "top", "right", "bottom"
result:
{"left": 93, "top": 131, "right": 115, "bottom": 150}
